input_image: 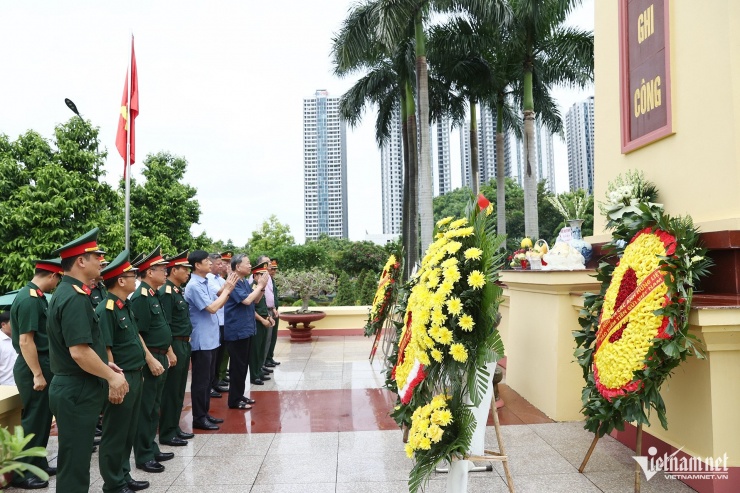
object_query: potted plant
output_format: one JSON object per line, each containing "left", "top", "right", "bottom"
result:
{"left": 0, "top": 426, "right": 49, "bottom": 489}
{"left": 547, "top": 192, "right": 592, "bottom": 262}
{"left": 274, "top": 268, "right": 336, "bottom": 341}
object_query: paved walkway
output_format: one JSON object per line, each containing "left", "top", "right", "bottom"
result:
{"left": 17, "top": 335, "right": 695, "bottom": 492}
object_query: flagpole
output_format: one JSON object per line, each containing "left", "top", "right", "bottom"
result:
{"left": 124, "top": 34, "right": 132, "bottom": 251}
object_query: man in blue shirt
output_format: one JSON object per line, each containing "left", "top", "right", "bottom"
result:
{"left": 224, "top": 254, "right": 267, "bottom": 409}
{"left": 183, "top": 250, "right": 238, "bottom": 430}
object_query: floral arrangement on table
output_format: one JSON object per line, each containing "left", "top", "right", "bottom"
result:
{"left": 387, "top": 194, "right": 506, "bottom": 493}
{"left": 508, "top": 237, "right": 548, "bottom": 269}
{"left": 364, "top": 254, "right": 402, "bottom": 337}
{"left": 548, "top": 192, "right": 588, "bottom": 221}
{"left": 573, "top": 171, "right": 712, "bottom": 437}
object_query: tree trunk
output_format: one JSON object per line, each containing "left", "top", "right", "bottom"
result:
{"left": 522, "top": 69, "right": 539, "bottom": 238}
{"left": 415, "top": 12, "right": 434, "bottom": 254}
{"left": 469, "top": 99, "right": 480, "bottom": 196}
{"left": 495, "top": 97, "right": 506, "bottom": 238}
{"left": 405, "top": 80, "right": 420, "bottom": 275}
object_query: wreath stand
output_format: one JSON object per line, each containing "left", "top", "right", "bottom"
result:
{"left": 370, "top": 300, "right": 400, "bottom": 366}
{"left": 435, "top": 362, "right": 514, "bottom": 493}
{"left": 579, "top": 422, "right": 643, "bottom": 493}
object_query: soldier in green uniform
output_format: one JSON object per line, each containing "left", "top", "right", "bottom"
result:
{"left": 10, "top": 258, "right": 63, "bottom": 490}
{"left": 249, "top": 260, "right": 273, "bottom": 385}
{"left": 264, "top": 258, "right": 281, "bottom": 368}
{"left": 130, "top": 246, "right": 175, "bottom": 473}
{"left": 97, "top": 250, "right": 150, "bottom": 493}
{"left": 47, "top": 228, "right": 129, "bottom": 493}
{"left": 158, "top": 250, "right": 195, "bottom": 446}
{"left": 89, "top": 259, "right": 108, "bottom": 309}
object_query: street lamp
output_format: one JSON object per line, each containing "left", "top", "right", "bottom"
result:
{"left": 64, "top": 98, "right": 83, "bottom": 120}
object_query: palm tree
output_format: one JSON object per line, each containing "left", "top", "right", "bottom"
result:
{"left": 375, "top": 0, "right": 510, "bottom": 251}
{"left": 509, "top": 0, "right": 594, "bottom": 238}
{"left": 332, "top": 1, "right": 420, "bottom": 279}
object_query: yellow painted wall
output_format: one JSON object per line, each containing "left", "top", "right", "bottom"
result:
{"left": 593, "top": 0, "right": 740, "bottom": 236}
{"left": 277, "top": 306, "right": 370, "bottom": 330}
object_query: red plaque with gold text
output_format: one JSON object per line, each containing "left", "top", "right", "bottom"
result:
{"left": 619, "top": 0, "right": 673, "bottom": 153}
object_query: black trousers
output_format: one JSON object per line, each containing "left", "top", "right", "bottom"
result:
{"left": 225, "top": 337, "right": 252, "bottom": 408}
{"left": 211, "top": 325, "right": 225, "bottom": 388}
{"left": 190, "top": 348, "right": 217, "bottom": 421}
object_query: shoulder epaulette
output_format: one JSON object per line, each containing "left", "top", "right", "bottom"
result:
{"left": 165, "top": 285, "right": 172, "bottom": 294}
{"left": 29, "top": 288, "right": 38, "bottom": 298}
{"left": 106, "top": 299, "right": 115, "bottom": 311}
{"left": 140, "top": 287, "right": 148, "bottom": 296}
{"left": 73, "top": 285, "right": 87, "bottom": 295}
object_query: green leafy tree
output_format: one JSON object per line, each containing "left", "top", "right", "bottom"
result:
{"left": 273, "top": 242, "right": 329, "bottom": 271}
{"left": 247, "top": 215, "right": 295, "bottom": 257}
{"left": 360, "top": 271, "right": 379, "bottom": 305}
{"left": 337, "top": 241, "right": 387, "bottom": 277}
{"left": 0, "top": 119, "right": 117, "bottom": 291}
{"left": 354, "top": 270, "right": 369, "bottom": 305}
{"left": 333, "top": 271, "right": 356, "bottom": 306}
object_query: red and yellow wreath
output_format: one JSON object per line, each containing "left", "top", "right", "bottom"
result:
{"left": 364, "top": 255, "right": 402, "bottom": 337}
{"left": 593, "top": 228, "right": 676, "bottom": 400}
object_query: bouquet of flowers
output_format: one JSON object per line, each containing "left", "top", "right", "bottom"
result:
{"left": 388, "top": 194, "right": 506, "bottom": 493}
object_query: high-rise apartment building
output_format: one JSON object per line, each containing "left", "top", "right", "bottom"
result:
{"left": 435, "top": 116, "right": 452, "bottom": 196}
{"left": 303, "top": 90, "right": 348, "bottom": 240}
{"left": 459, "top": 105, "right": 512, "bottom": 188}
{"left": 565, "top": 95, "right": 595, "bottom": 194}
{"left": 380, "top": 109, "right": 404, "bottom": 235}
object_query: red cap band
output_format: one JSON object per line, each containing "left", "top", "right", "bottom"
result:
{"left": 102, "top": 262, "right": 135, "bottom": 281}
{"left": 35, "top": 262, "right": 64, "bottom": 275}
{"left": 59, "top": 241, "right": 101, "bottom": 259}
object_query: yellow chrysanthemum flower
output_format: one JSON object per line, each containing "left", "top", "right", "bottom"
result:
{"left": 427, "top": 424, "right": 444, "bottom": 443}
{"left": 418, "top": 437, "right": 432, "bottom": 450}
{"left": 443, "top": 265, "right": 461, "bottom": 284}
{"left": 436, "top": 327, "right": 453, "bottom": 345}
{"left": 441, "top": 257, "right": 459, "bottom": 268}
{"left": 431, "top": 408, "right": 453, "bottom": 426}
{"left": 458, "top": 314, "right": 475, "bottom": 331}
{"left": 464, "top": 247, "right": 483, "bottom": 261}
{"left": 430, "top": 394, "right": 448, "bottom": 409}
{"left": 450, "top": 218, "right": 468, "bottom": 229}
{"left": 430, "top": 308, "right": 446, "bottom": 327}
{"left": 437, "top": 216, "right": 454, "bottom": 227}
{"left": 485, "top": 202, "right": 493, "bottom": 216}
{"left": 467, "top": 270, "right": 486, "bottom": 289}
{"left": 446, "top": 297, "right": 463, "bottom": 315}
{"left": 446, "top": 241, "right": 463, "bottom": 254}
{"left": 450, "top": 343, "right": 468, "bottom": 362}
{"left": 405, "top": 443, "right": 414, "bottom": 458}
{"left": 437, "top": 280, "right": 453, "bottom": 297}
{"left": 431, "top": 348, "right": 443, "bottom": 363}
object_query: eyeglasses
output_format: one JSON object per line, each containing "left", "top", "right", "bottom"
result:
{"left": 120, "top": 274, "right": 137, "bottom": 279}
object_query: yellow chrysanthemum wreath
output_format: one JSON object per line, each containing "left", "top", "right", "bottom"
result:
{"left": 364, "top": 254, "right": 402, "bottom": 337}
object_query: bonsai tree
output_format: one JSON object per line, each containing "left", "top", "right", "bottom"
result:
{"left": 0, "top": 426, "right": 49, "bottom": 487}
{"left": 275, "top": 268, "right": 336, "bottom": 313}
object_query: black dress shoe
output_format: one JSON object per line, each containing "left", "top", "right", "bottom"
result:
{"left": 192, "top": 418, "right": 219, "bottom": 430}
{"left": 240, "top": 396, "right": 255, "bottom": 404}
{"left": 210, "top": 390, "right": 222, "bottom": 398}
{"left": 127, "top": 479, "right": 150, "bottom": 491}
{"left": 261, "top": 375, "right": 271, "bottom": 381}
{"left": 250, "top": 379, "right": 264, "bottom": 385}
{"left": 261, "top": 367, "right": 273, "bottom": 374}
{"left": 136, "top": 460, "right": 164, "bottom": 473}
{"left": 213, "top": 384, "right": 229, "bottom": 392}
{"left": 154, "top": 452, "right": 174, "bottom": 462}
{"left": 268, "top": 359, "right": 281, "bottom": 365}
{"left": 206, "top": 414, "right": 224, "bottom": 424}
{"left": 12, "top": 476, "right": 49, "bottom": 489}
{"left": 119, "top": 487, "right": 134, "bottom": 493}
{"left": 44, "top": 466, "right": 57, "bottom": 476}
{"left": 223, "top": 375, "right": 230, "bottom": 382}
{"left": 177, "top": 430, "right": 195, "bottom": 440}
{"left": 160, "top": 436, "right": 188, "bottom": 446}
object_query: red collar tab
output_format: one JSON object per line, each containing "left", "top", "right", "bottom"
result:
{"left": 81, "top": 284, "right": 92, "bottom": 295}
{"left": 115, "top": 299, "right": 125, "bottom": 309}
{"left": 36, "top": 289, "right": 44, "bottom": 297}
{"left": 148, "top": 288, "right": 155, "bottom": 296}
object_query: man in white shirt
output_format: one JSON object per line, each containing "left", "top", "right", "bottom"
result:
{"left": 0, "top": 312, "right": 17, "bottom": 386}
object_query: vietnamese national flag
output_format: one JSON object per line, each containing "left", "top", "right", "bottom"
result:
{"left": 116, "top": 37, "right": 139, "bottom": 172}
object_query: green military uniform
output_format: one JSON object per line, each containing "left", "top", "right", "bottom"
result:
{"left": 89, "top": 281, "right": 107, "bottom": 309}
{"left": 249, "top": 263, "right": 270, "bottom": 383}
{"left": 10, "top": 266, "right": 59, "bottom": 483}
{"left": 158, "top": 277, "right": 192, "bottom": 443}
{"left": 98, "top": 290, "right": 146, "bottom": 493}
{"left": 130, "top": 279, "right": 172, "bottom": 465}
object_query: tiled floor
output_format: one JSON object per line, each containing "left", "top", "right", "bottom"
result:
{"left": 18, "top": 334, "right": 696, "bottom": 492}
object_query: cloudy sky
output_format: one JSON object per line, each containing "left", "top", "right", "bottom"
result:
{"left": 1, "top": 0, "right": 593, "bottom": 246}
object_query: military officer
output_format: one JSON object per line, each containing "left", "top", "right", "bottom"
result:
{"left": 97, "top": 250, "right": 150, "bottom": 493}
{"left": 10, "top": 258, "right": 63, "bottom": 489}
{"left": 158, "top": 250, "right": 195, "bottom": 446}
{"left": 249, "top": 260, "right": 273, "bottom": 385}
{"left": 47, "top": 228, "right": 129, "bottom": 493}
{"left": 130, "top": 246, "right": 175, "bottom": 473}
{"left": 89, "top": 258, "right": 109, "bottom": 309}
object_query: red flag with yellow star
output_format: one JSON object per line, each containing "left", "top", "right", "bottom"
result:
{"left": 116, "top": 36, "right": 138, "bottom": 173}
